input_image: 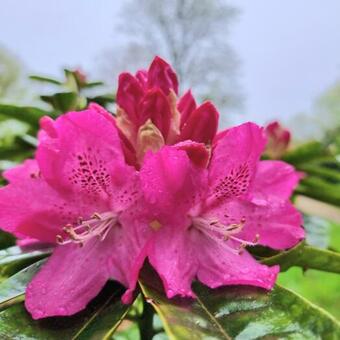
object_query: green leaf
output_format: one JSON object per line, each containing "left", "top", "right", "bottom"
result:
{"left": 29, "top": 75, "right": 62, "bottom": 85}
{"left": 282, "top": 141, "right": 326, "bottom": 165}
{"left": 40, "top": 92, "right": 79, "bottom": 112}
{"left": 0, "top": 231, "right": 15, "bottom": 250}
{"left": 297, "top": 175, "right": 340, "bottom": 207}
{"left": 0, "top": 246, "right": 50, "bottom": 280}
{"left": 83, "top": 81, "right": 104, "bottom": 88}
{"left": 0, "top": 259, "right": 45, "bottom": 311}
{"left": 87, "top": 94, "right": 116, "bottom": 107}
{"left": 260, "top": 242, "right": 340, "bottom": 273}
{"left": 0, "top": 281, "right": 131, "bottom": 340}
{"left": 298, "top": 163, "right": 340, "bottom": 183}
{"left": 139, "top": 277, "right": 340, "bottom": 339}
{"left": 0, "top": 104, "right": 48, "bottom": 127}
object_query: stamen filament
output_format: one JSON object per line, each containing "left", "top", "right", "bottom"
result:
{"left": 56, "top": 212, "right": 117, "bottom": 247}
{"left": 192, "top": 215, "right": 259, "bottom": 256}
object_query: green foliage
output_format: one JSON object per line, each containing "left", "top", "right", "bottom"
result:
{"left": 140, "top": 273, "right": 340, "bottom": 339}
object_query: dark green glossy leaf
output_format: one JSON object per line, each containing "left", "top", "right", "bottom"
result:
{"left": 40, "top": 92, "right": 79, "bottom": 112}
{"left": 0, "top": 246, "right": 50, "bottom": 280}
{"left": 29, "top": 75, "right": 62, "bottom": 85}
{"left": 0, "top": 104, "right": 48, "bottom": 127}
{"left": 140, "top": 277, "right": 340, "bottom": 339}
{"left": 0, "top": 259, "right": 45, "bottom": 311}
{"left": 0, "top": 281, "right": 131, "bottom": 340}
{"left": 297, "top": 175, "right": 340, "bottom": 207}
{"left": 87, "top": 94, "right": 116, "bottom": 107}
{"left": 0, "top": 231, "right": 15, "bottom": 250}
{"left": 260, "top": 242, "right": 340, "bottom": 273}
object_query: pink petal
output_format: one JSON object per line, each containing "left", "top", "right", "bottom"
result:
{"left": 116, "top": 204, "right": 154, "bottom": 303}
{"left": 88, "top": 103, "right": 117, "bottom": 127}
{"left": 178, "top": 90, "right": 197, "bottom": 128}
{"left": 0, "top": 176, "right": 95, "bottom": 242}
{"left": 139, "top": 89, "right": 172, "bottom": 139}
{"left": 116, "top": 73, "right": 144, "bottom": 124}
{"left": 140, "top": 146, "right": 207, "bottom": 219}
{"left": 194, "top": 232, "right": 279, "bottom": 290}
{"left": 117, "top": 128, "right": 138, "bottom": 167}
{"left": 251, "top": 160, "right": 302, "bottom": 205}
{"left": 25, "top": 230, "right": 117, "bottom": 319}
{"left": 36, "top": 107, "right": 127, "bottom": 202}
{"left": 135, "top": 69, "right": 148, "bottom": 88}
{"left": 174, "top": 141, "right": 210, "bottom": 168}
{"left": 180, "top": 101, "right": 219, "bottom": 144}
{"left": 3, "top": 159, "right": 39, "bottom": 183}
{"left": 148, "top": 225, "right": 198, "bottom": 299}
{"left": 207, "top": 199, "right": 304, "bottom": 250}
{"left": 147, "top": 56, "right": 179, "bottom": 95}
{"left": 209, "top": 122, "right": 267, "bottom": 201}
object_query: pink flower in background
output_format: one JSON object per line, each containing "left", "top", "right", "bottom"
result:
{"left": 0, "top": 104, "right": 147, "bottom": 319}
{"left": 136, "top": 122, "right": 304, "bottom": 299}
{"left": 265, "top": 121, "right": 291, "bottom": 159}
{"left": 116, "top": 56, "right": 218, "bottom": 166}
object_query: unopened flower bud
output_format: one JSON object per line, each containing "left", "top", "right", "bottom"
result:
{"left": 136, "top": 119, "right": 165, "bottom": 163}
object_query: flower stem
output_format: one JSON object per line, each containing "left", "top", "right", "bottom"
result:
{"left": 139, "top": 296, "right": 155, "bottom": 340}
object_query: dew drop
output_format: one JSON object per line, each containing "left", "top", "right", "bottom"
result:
{"left": 57, "top": 306, "right": 67, "bottom": 314}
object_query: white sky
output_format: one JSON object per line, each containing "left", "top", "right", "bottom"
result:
{"left": 1, "top": 0, "right": 340, "bottom": 125}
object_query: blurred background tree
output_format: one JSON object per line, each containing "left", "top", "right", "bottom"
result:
{"left": 99, "top": 0, "right": 242, "bottom": 114}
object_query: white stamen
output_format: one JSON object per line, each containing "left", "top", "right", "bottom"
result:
{"left": 56, "top": 212, "right": 117, "bottom": 247}
{"left": 192, "top": 215, "right": 259, "bottom": 255}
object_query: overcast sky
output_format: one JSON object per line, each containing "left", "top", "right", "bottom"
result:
{"left": 1, "top": 0, "right": 340, "bottom": 125}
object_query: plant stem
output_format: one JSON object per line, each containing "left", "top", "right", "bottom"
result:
{"left": 139, "top": 297, "right": 155, "bottom": 340}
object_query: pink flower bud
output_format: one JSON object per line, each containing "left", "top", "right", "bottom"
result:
{"left": 177, "top": 90, "right": 197, "bottom": 129}
{"left": 180, "top": 101, "right": 219, "bottom": 144}
{"left": 139, "top": 89, "right": 172, "bottom": 140}
{"left": 147, "top": 56, "right": 179, "bottom": 95}
{"left": 265, "top": 121, "right": 291, "bottom": 159}
{"left": 117, "top": 73, "right": 144, "bottom": 125}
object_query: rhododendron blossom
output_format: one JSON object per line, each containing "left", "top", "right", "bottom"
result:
{"left": 116, "top": 56, "right": 218, "bottom": 166}
{"left": 265, "top": 121, "right": 291, "bottom": 159}
{"left": 0, "top": 56, "right": 305, "bottom": 321}
{"left": 134, "top": 122, "right": 304, "bottom": 299}
{"left": 0, "top": 105, "right": 146, "bottom": 319}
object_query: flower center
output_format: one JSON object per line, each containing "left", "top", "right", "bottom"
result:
{"left": 56, "top": 212, "right": 117, "bottom": 247}
{"left": 191, "top": 216, "right": 259, "bottom": 255}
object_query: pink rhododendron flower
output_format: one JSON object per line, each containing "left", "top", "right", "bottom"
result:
{"left": 132, "top": 122, "right": 304, "bottom": 299}
{"left": 265, "top": 121, "right": 291, "bottom": 159}
{"left": 0, "top": 56, "right": 305, "bottom": 322}
{"left": 0, "top": 104, "right": 147, "bottom": 319}
{"left": 116, "top": 56, "right": 218, "bottom": 166}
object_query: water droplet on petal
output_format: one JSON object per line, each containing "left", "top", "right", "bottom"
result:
{"left": 57, "top": 306, "right": 67, "bottom": 314}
